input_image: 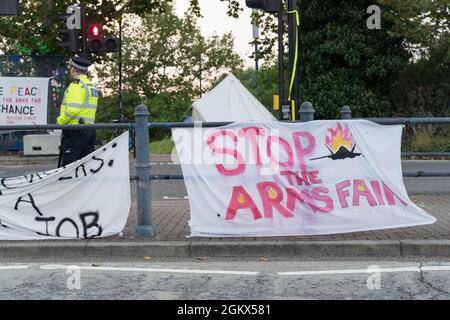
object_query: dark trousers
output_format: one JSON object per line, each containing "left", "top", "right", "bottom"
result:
{"left": 58, "top": 129, "right": 96, "bottom": 167}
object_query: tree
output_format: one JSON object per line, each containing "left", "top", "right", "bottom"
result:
{"left": 220, "top": 0, "right": 448, "bottom": 118}
{"left": 222, "top": 1, "right": 428, "bottom": 118}
{"left": 0, "top": 0, "right": 168, "bottom": 56}
{"left": 0, "top": 0, "right": 243, "bottom": 126}
{"left": 95, "top": 4, "right": 243, "bottom": 127}
{"left": 390, "top": 35, "right": 449, "bottom": 118}
{"left": 378, "top": 0, "right": 449, "bottom": 56}
{"left": 379, "top": 0, "right": 449, "bottom": 117}
{"left": 238, "top": 65, "right": 279, "bottom": 115}
{"left": 296, "top": 0, "right": 410, "bottom": 118}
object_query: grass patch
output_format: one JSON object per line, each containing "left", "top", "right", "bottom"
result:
{"left": 149, "top": 138, "right": 175, "bottom": 154}
{"left": 148, "top": 126, "right": 449, "bottom": 156}
{"left": 402, "top": 126, "right": 450, "bottom": 153}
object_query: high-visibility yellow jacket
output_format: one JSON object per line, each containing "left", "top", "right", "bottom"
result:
{"left": 57, "top": 74, "right": 99, "bottom": 125}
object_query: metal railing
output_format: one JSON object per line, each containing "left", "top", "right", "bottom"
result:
{"left": 1, "top": 103, "right": 449, "bottom": 237}
{"left": 338, "top": 104, "right": 450, "bottom": 158}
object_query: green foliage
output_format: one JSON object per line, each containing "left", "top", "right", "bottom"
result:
{"left": 389, "top": 35, "right": 449, "bottom": 117}
{"left": 190, "top": 0, "right": 242, "bottom": 18}
{"left": 223, "top": 0, "right": 448, "bottom": 119}
{"left": 378, "top": 0, "right": 449, "bottom": 119}
{"left": 377, "top": 0, "right": 449, "bottom": 55}
{"left": 96, "top": 3, "right": 243, "bottom": 138}
{"left": 402, "top": 126, "right": 450, "bottom": 153}
{"left": 0, "top": 0, "right": 168, "bottom": 57}
{"left": 2, "top": 0, "right": 447, "bottom": 122}
{"left": 297, "top": 0, "right": 410, "bottom": 118}
{"left": 237, "top": 66, "right": 279, "bottom": 115}
{"left": 149, "top": 139, "right": 175, "bottom": 154}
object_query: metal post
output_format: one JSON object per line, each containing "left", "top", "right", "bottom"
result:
{"left": 288, "top": 0, "right": 298, "bottom": 118}
{"left": 134, "top": 105, "right": 156, "bottom": 237}
{"left": 277, "top": 7, "right": 285, "bottom": 120}
{"left": 118, "top": 17, "right": 123, "bottom": 121}
{"left": 255, "top": 42, "right": 259, "bottom": 71}
{"left": 80, "top": 2, "right": 87, "bottom": 58}
{"left": 299, "top": 102, "right": 315, "bottom": 122}
{"left": 199, "top": 56, "right": 202, "bottom": 96}
{"left": 340, "top": 105, "right": 352, "bottom": 119}
{"left": 252, "top": 9, "right": 260, "bottom": 71}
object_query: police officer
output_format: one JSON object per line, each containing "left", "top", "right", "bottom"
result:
{"left": 57, "top": 56, "right": 99, "bottom": 167}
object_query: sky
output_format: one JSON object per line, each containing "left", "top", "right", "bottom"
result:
{"left": 174, "top": 0, "right": 256, "bottom": 68}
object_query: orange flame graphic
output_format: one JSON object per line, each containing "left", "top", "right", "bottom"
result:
{"left": 325, "top": 123, "right": 353, "bottom": 153}
{"left": 268, "top": 187, "right": 278, "bottom": 199}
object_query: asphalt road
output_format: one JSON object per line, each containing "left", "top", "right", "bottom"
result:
{"left": 1, "top": 160, "right": 449, "bottom": 198}
{"left": 1, "top": 159, "right": 449, "bottom": 300}
{"left": 0, "top": 258, "right": 449, "bottom": 299}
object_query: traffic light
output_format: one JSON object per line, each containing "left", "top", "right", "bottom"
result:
{"left": 87, "top": 23, "right": 120, "bottom": 54}
{"left": 88, "top": 23, "right": 103, "bottom": 52}
{"left": 247, "top": 0, "right": 285, "bottom": 120}
{"left": 0, "top": 0, "right": 20, "bottom": 16}
{"left": 58, "top": 13, "right": 78, "bottom": 53}
{"left": 245, "top": 0, "right": 281, "bottom": 13}
{"left": 89, "top": 23, "right": 102, "bottom": 37}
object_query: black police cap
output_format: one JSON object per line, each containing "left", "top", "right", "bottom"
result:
{"left": 71, "top": 56, "right": 92, "bottom": 71}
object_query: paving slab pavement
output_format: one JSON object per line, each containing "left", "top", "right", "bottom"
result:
{"left": 1, "top": 153, "right": 449, "bottom": 259}
{"left": 122, "top": 194, "right": 450, "bottom": 242}
{"left": 2, "top": 193, "right": 448, "bottom": 260}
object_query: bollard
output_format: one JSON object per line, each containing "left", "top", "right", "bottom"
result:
{"left": 299, "top": 102, "right": 315, "bottom": 122}
{"left": 340, "top": 105, "right": 352, "bottom": 119}
{"left": 134, "top": 104, "right": 156, "bottom": 237}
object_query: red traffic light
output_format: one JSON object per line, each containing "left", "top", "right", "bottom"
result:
{"left": 89, "top": 23, "right": 102, "bottom": 38}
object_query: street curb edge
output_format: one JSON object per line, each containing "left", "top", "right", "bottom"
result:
{"left": 1, "top": 240, "right": 450, "bottom": 259}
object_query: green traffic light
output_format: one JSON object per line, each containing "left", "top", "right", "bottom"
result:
{"left": 37, "top": 40, "right": 50, "bottom": 54}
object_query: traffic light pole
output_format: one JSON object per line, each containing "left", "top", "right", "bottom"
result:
{"left": 80, "top": 2, "right": 87, "bottom": 58}
{"left": 288, "top": 0, "right": 298, "bottom": 119}
{"left": 119, "top": 16, "right": 123, "bottom": 122}
{"left": 277, "top": 8, "right": 285, "bottom": 120}
{"left": 255, "top": 42, "right": 259, "bottom": 71}
{"left": 252, "top": 9, "right": 259, "bottom": 72}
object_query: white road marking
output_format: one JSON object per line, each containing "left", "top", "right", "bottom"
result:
{"left": 21, "top": 264, "right": 450, "bottom": 277}
{"left": 0, "top": 265, "right": 29, "bottom": 270}
{"left": 39, "top": 264, "right": 259, "bottom": 276}
{"left": 402, "top": 160, "right": 450, "bottom": 163}
{"left": 421, "top": 266, "right": 450, "bottom": 272}
{"left": 150, "top": 162, "right": 178, "bottom": 166}
{"left": 162, "top": 196, "right": 188, "bottom": 200}
{"left": 278, "top": 265, "right": 450, "bottom": 276}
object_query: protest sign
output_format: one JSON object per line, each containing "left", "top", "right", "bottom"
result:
{"left": 0, "top": 77, "right": 50, "bottom": 125}
{"left": 173, "top": 120, "right": 436, "bottom": 237}
{"left": 0, "top": 132, "right": 130, "bottom": 240}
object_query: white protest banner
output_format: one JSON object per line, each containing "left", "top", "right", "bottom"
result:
{"left": 0, "top": 131, "right": 130, "bottom": 240}
{"left": 0, "top": 77, "right": 50, "bottom": 125}
{"left": 173, "top": 120, "right": 436, "bottom": 237}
